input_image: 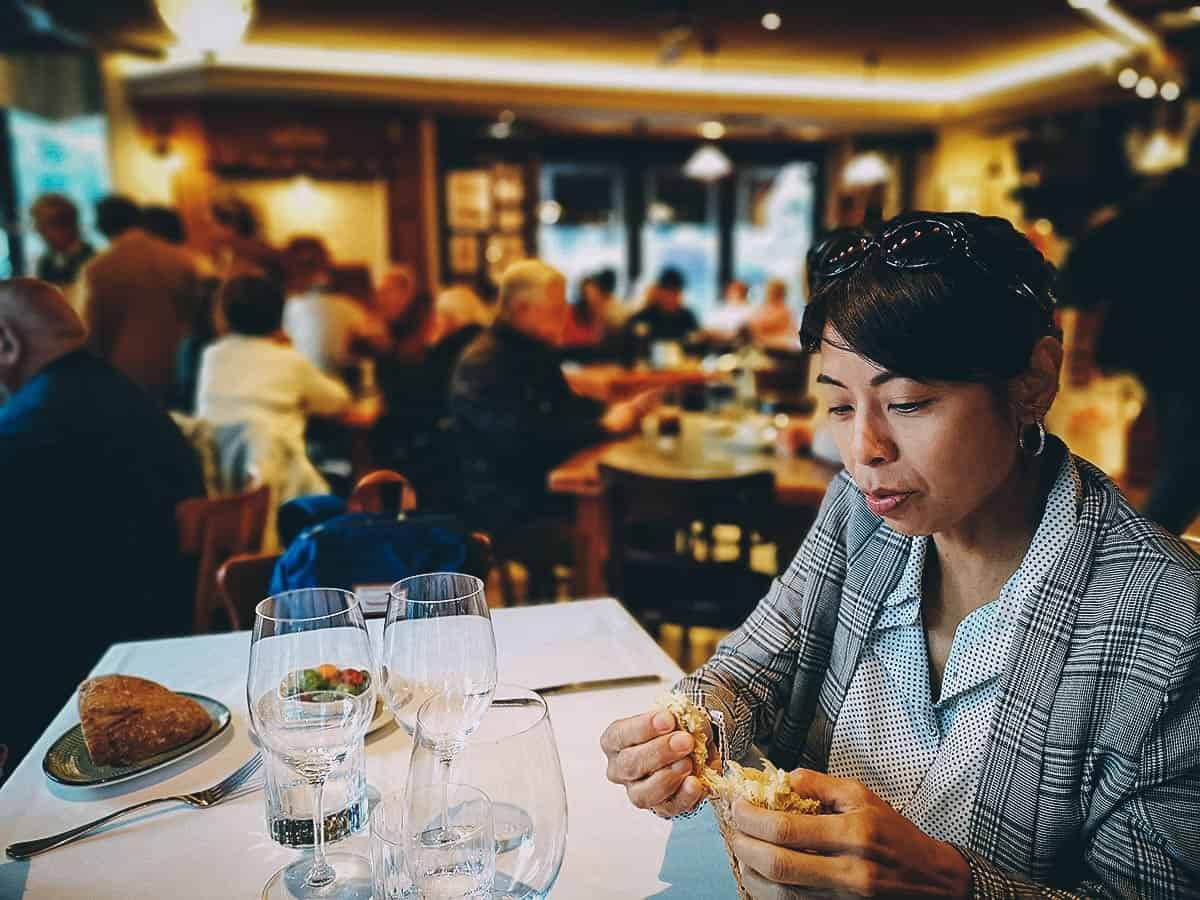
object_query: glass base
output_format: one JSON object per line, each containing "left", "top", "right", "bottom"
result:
{"left": 262, "top": 851, "right": 374, "bottom": 900}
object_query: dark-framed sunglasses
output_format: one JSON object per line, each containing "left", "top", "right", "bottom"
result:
{"left": 813, "top": 215, "right": 1055, "bottom": 319}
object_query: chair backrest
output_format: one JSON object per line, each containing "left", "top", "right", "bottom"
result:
{"left": 216, "top": 551, "right": 282, "bottom": 631}
{"left": 599, "top": 463, "right": 775, "bottom": 580}
{"left": 176, "top": 484, "right": 271, "bottom": 633}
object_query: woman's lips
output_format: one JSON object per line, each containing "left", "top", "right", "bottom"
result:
{"left": 864, "top": 491, "right": 913, "bottom": 517}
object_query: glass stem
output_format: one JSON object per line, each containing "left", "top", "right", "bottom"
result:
{"left": 307, "top": 775, "right": 336, "bottom": 888}
{"left": 439, "top": 756, "right": 452, "bottom": 838}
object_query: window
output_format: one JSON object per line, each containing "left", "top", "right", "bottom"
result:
{"left": 641, "top": 169, "right": 718, "bottom": 315}
{"left": 536, "top": 165, "right": 626, "bottom": 302}
{"left": 733, "top": 162, "right": 817, "bottom": 310}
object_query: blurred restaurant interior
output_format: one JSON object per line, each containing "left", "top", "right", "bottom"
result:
{"left": 4, "top": 0, "right": 1200, "bottom": 662}
{"left": 5, "top": 2, "right": 1200, "bottom": 897}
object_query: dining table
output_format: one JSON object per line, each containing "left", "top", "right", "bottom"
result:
{"left": 548, "top": 411, "right": 842, "bottom": 595}
{"left": 0, "top": 598, "right": 738, "bottom": 899}
{"left": 562, "top": 362, "right": 717, "bottom": 404}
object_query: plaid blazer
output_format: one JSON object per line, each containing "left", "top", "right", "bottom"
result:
{"left": 679, "top": 445, "right": 1200, "bottom": 898}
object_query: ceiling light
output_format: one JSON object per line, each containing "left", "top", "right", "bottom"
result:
{"left": 1067, "top": 0, "right": 1107, "bottom": 8}
{"left": 1033, "top": 218, "right": 1054, "bottom": 236}
{"left": 1191, "top": 5, "right": 1200, "bottom": 18}
{"left": 1136, "top": 75, "right": 1158, "bottom": 98}
{"left": 498, "top": 109, "right": 515, "bottom": 124}
{"left": 136, "top": 39, "right": 1136, "bottom": 106}
{"left": 1117, "top": 67, "right": 1139, "bottom": 88}
{"left": 537, "top": 201, "right": 562, "bottom": 225}
{"left": 699, "top": 120, "right": 725, "bottom": 139}
{"left": 761, "top": 12, "right": 782, "bottom": 31}
{"left": 683, "top": 144, "right": 732, "bottom": 181}
{"left": 1161, "top": 80, "right": 1181, "bottom": 101}
{"left": 488, "top": 121, "right": 512, "bottom": 139}
{"left": 155, "top": 0, "right": 253, "bottom": 53}
{"left": 841, "top": 152, "right": 892, "bottom": 187}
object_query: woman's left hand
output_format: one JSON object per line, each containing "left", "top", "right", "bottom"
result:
{"left": 730, "top": 769, "right": 972, "bottom": 899}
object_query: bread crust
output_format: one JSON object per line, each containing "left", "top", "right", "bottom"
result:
{"left": 78, "top": 675, "right": 211, "bottom": 766}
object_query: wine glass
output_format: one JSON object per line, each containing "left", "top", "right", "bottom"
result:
{"left": 408, "top": 686, "right": 568, "bottom": 899}
{"left": 248, "top": 588, "right": 376, "bottom": 900}
{"left": 405, "top": 783, "right": 496, "bottom": 898}
{"left": 380, "top": 572, "right": 497, "bottom": 740}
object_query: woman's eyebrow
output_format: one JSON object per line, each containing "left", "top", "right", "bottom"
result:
{"left": 817, "top": 371, "right": 916, "bottom": 389}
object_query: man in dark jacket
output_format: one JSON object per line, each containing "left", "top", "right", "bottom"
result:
{"left": 0, "top": 278, "right": 205, "bottom": 779}
{"left": 450, "top": 261, "right": 655, "bottom": 597}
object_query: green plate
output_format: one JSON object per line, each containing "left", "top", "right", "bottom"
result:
{"left": 43, "top": 693, "right": 232, "bottom": 788}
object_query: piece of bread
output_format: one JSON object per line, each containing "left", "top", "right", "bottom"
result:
{"left": 78, "top": 675, "right": 211, "bottom": 766}
{"left": 656, "top": 691, "right": 820, "bottom": 812}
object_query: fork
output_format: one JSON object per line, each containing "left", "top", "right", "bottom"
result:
{"left": 5, "top": 753, "right": 263, "bottom": 860}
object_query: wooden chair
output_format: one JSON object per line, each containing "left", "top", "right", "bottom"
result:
{"left": 599, "top": 464, "right": 777, "bottom": 656}
{"left": 176, "top": 484, "right": 271, "bottom": 633}
{"left": 216, "top": 552, "right": 281, "bottom": 630}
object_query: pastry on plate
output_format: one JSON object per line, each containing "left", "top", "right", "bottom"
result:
{"left": 78, "top": 675, "right": 212, "bottom": 767}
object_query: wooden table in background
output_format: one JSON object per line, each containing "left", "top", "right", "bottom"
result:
{"left": 563, "top": 363, "right": 717, "bottom": 403}
{"left": 548, "top": 424, "right": 841, "bottom": 595}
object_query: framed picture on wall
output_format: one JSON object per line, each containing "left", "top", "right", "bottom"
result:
{"left": 449, "top": 234, "right": 479, "bottom": 274}
{"left": 497, "top": 207, "right": 524, "bottom": 233}
{"left": 447, "top": 170, "right": 492, "bottom": 231}
{"left": 492, "top": 164, "right": 524, "bottom": 205}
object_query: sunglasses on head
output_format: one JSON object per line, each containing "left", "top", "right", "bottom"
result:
{"left": 812, "top": 215, "right": 1055, "bottom": 320}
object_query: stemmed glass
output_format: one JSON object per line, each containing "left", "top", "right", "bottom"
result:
{"left": 248, "top": 588, "right": 377, "bottom": 900}
{"left": 408, "top": 686, "right": 568, "bottom": 899}
{"left": 380, "top": 572, "right": 497, "bottom": 741}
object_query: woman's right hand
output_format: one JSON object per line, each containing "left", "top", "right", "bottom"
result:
{"left": 600, "top": 710, "right": 712, "bottom": 817}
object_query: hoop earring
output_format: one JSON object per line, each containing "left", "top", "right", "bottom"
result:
{"left": 1019, "top": 420, "right": 1046, "bottom": 457}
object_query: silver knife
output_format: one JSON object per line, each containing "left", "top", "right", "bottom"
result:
{"left": 541, "top": 674, "right": 667, "bottom": 696}
{"left": 491, "top": 674, "right": 666, "bottom": 706}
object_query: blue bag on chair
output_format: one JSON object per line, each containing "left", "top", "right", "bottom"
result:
{"left": 269, "top": 511, "right": 471, "bottom": 594}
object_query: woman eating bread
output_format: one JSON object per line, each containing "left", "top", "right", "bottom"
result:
{"left": 600, "top": 212, "right": 1200, "bottom": 898}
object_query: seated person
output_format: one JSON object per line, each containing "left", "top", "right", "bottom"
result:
{"left": 623, "top": 267, "right": 700, "bottom": 348}
{"left": 0, "top": 278, "right": 205, "bottom": 778}
{"left": 280, "top": 236, "right": 389, "bottom": 378}
{"left": 30, "top": 193, "right": 94, "bottom": 288}
{"left": 601, "top": 212, "right": 1200, "bottom": 897}
{"left": 426, "top": 285, "right": 494, "bottom": 400}
{"left": 562, "top": 270, "right": 621, "bottom": 354}
{"left": 451, "top": 259, "right": 655, "bottom": 596}
{"left": 702, "top": 279, "right": 754, "bottom": 342}
{"left": 196, "top": 275, "right": 373, "bottom": 497}
{"left": 748, "top": 278, "right": 797, "bottom": 348}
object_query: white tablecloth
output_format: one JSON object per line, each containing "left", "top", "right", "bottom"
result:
{"left": 0, "top": 599, "right": 690, "bottom": 899}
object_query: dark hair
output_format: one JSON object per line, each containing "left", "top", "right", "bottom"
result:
{"left": 800, "top": 211, "right": 1059, "bottom": 383}
{"left": 593, "top": 268, "right": 617, "bottom": 295}
{"left": 657, "top": 267, "right": 685, "bottom": 291}
{"left": 30, "top": 193, "right": 79, "bottom": 230}
{"left": 221, "top": 275, "right": 284, "bottom": 337}
{"left": 95, "top": 195, "right": 141, "bottom": 239}
{"left": 141, "top": 206, "right": 186, "bottom": 244}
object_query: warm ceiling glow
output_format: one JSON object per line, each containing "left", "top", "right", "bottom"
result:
{"left": 1117, "top": 67, "right": 1138, "bottom": 88}
{"left": 1067, "top": 0, "right": 1107, "bottom": 8}
{"left": 699, "top": 120, "right": 725, "bottom": 139}
{"left": 684, "top": 144, "right": 732, "bottom": 181}
{"left": 136, "top": 37, "right": 1141, "bottom": 107}
{"left": 498, "top": 109, "right": 516, "bottom": 124}
{"left": 1075, "top": 3, "right": 1157, "bottom": 48}
{"left": 155, "top": 0, "right": 253, "bottom": 52}
{"left": 1136, "top": 75, "right": 1157, "bottom": 98}
{"left": 841, "top": 152, "right": 892, "bottom": 187}
{"left": 761, "top": 12, "right": 782, "bottom": 31}
{"left": 488, "top": 120, "right": 512, "bottom": 138}
{"left": 1160, "top": 80, "right": 1181, "bottom": 101}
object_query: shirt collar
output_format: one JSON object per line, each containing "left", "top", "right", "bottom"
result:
{"left": 876, "top": 445, "right": 1080, "bottom": 628}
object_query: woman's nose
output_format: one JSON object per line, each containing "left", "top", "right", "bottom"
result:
{"left": 853, "top": 415, "right": 897, "bottom": 467}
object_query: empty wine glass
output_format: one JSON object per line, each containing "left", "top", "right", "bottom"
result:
{"left": 408, "top": 686, "right": 567, "bottom": 899}
{"left": 248, "top": 588, "right": 376, "bottom": 900}
{"left": 380, "top": 573, "right": 497, "bottom": 741}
